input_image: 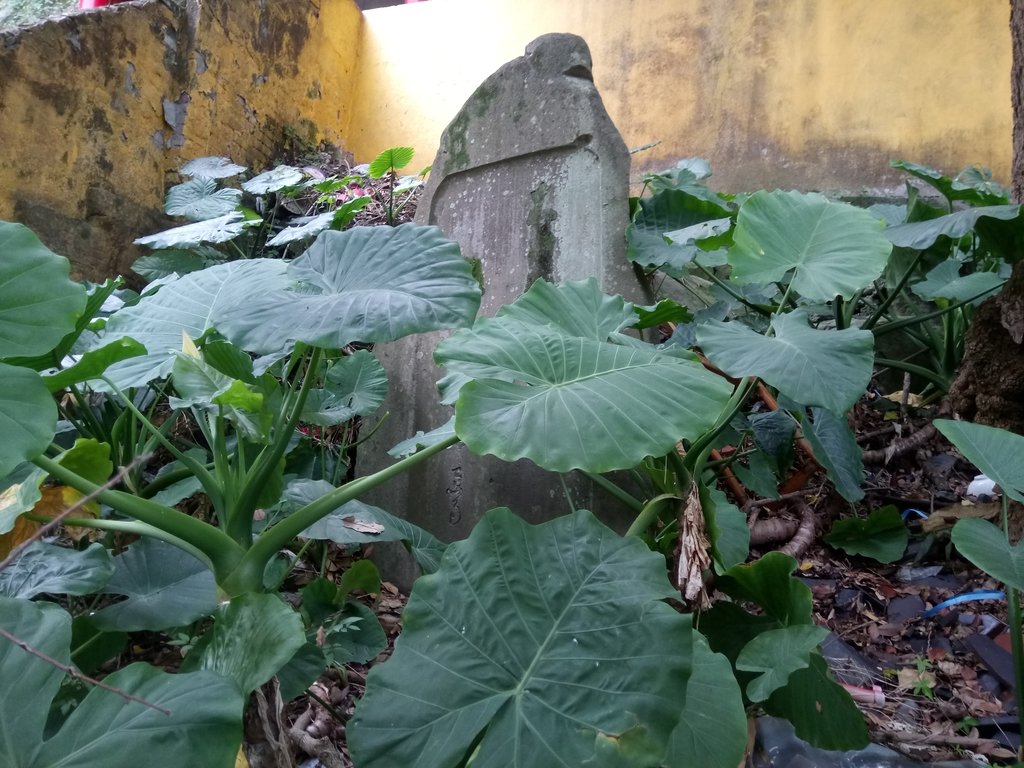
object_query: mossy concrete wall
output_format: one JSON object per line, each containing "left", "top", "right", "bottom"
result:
{"left": 0, "top": 0, "right": 362, "bottom": 279}
{"left": 350, "top": 0, "right": 1012, "bottom": 194}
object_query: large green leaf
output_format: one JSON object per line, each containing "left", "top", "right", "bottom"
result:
{"left": 911, "top": 260, "right": 1005, "bottom": 304}
{"left": 0, "top": 363, "right": 57, "bottom": 477}
{"left": 323, "top": 601, "right": 387, "bottom": 665}
{"left": 701, "top": 483, "right": 749, "bottom": 570}
{"left": 495, "top": 278, "right": 636, "bottom": 341}
{"left": 242, "top": 165, "right": 304, "bottom": 194}
{"left": 349, "top": 508, "right": 692, "bottom": 768}
{"left": 301, "top": 350, "right": 388, "bottom": 426}
{"left": 824, "top": 506, "right": 908, "bottom": 563}
{"left": 92, "top": 538, "right": 218, "bottom": 631}
{"left": 180, "top": 156, "right": 246, "bottom": 179}
{"left": 697, "top": 310, "right": 874, "bottom": 414}
{"left": 891, "top": 160, "right": 1009, "bottom": 206}
{"left": 952, "top": 518, "right": 1024, "bottom": 591}
{"left": 438, "top": 313, "right": 732, "bottom": 473}
{"left": 0, "top": 221, "right": 86, "bottom": 358}
{"left": 728, "top": 191, "right": 892, "bottom": 301}
{"left": 131, "top": 248, "right": 225, "bottom": 281}
{"left": 0, "top": 542, "right": 114, "bottom": 599}
{"left": 43, "top": 338, "right": 146, "bottom": 392}
{"left": 186, "top": 593, "right": 305, "bottom": 694}
{"left": 886, "top": 205, "right": 1021, "bottom": 250}
{"left": 165, "top": 178, "right": 242, "bottom": 221}
{"left": 764, "top": 652, "right": 869, "bottom": 750}
{"left": 667, "top": 633, "right": 747, "bottom": 768}
{"left": 0, "top": 598, "right": 67, "bottom": 765}
{"left": 716, "top": 552, "right": 812, "bottom": 626}
{"left": 213, "top": 225, "right": 482, "bottom": 354}
{"left": 935, "top": 419, "right": 1024, "bottom": 503}
{"left": 626, "top": 190, "right": 732, "bottom": 272}
{"left": 133, "top": 213, "right": 260, "bottom": 250}
{"left": 286, "top": 482, "right": 447, "bottom": 575}
{"left": 801, "top": 407, "right": 865, "bottom": 502}
{"left": 99, "top": 259, "right": 287, "bottom": 388}
{"left": 265, "top": 211, "right": 335, "bottom": 247}
{"left": 0, "top": 597, "right": 243, "bottom": 768}
{"left": 736, "top": 625, "right": 828, "bottom": 702}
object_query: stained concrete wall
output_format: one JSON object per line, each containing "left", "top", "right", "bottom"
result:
{"left": 0, "top": 0, "right": 362, "bottom": 279}
{"left": 350, "top": 0, "right": 1012, "bottom": 194}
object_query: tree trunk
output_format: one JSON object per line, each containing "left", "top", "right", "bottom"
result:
{"left": 947, "top": 0, "right": 1024, "bottom": 435}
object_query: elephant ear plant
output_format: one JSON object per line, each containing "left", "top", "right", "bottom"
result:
{"left": 0, "top": 219, "right": 480, "bottom": 765}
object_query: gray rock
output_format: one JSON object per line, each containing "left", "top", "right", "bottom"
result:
{"left": 361, "top": 34, "right": 649, "bottom": 588}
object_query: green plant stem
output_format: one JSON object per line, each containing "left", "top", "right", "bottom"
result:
{"left": 692, "top": 262, "right": 773, "bottom": 317}
{"left": 873, "top": 357, "right": 950, "bottom": 391}
{"left": 1009, "top": 590, "right": 1024, "bottom": 738}
{"left": 32, "top": 454, "right": 243, "bottom": 577}
{"left": 24, "top": 513, "right": 213, "bottom": 567}
{"left": 141, "top": 461, "right": 215, "bottom": 499}
{"left": 582, "top": 471, "right": 643, "bottom": 513}
{"left": 103, "top": 378, "right": 222, "bottom": 509}
{"left": 221, "top": 433, "right": 461, "bottom": 596}
{"left": 227, "top": 347, "right": 323, "bottom": 543}
{"left": 871, "top": 286, "right": 1002, "bottom": 337}
{"left": 863, "top": 249, "right": 928, "bottom": 331}
{"left": 687, "top": 376, "right": 757, "bottom": 462}
{"left": 625, "top": 493, "right": 681, "bottom": 538}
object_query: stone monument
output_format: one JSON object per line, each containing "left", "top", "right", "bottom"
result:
{"left": 363, "top": 33, "right": 649, "bottom": 585}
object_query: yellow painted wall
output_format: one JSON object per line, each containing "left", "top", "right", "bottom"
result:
{"left": 0, "top": 0, "right": 364, "bottom": 279}
{"left": 0, "top": 0, "right": 1012, "bottom": 277}
{"left": 349, "top": 0, "right": 1012, "bottom": 192}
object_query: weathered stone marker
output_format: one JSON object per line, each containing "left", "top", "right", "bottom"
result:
{"left": 363, "top": 33, "right": 647, "bottom": 585}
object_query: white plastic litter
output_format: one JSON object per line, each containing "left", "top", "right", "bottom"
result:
{"left": 967, "top": 474, "right": 997, "bottom": 498}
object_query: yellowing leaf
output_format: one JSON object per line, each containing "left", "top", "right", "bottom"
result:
{"left": 0, "top": 515, "right": 40, "bottom": 558}
{"left": 34, "top": 486, "right": 98, "bottom": 541}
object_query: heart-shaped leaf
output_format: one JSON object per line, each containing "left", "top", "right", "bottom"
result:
{"left": 349, "top": 508, "right": 692, "bottom": 768}
{"left": 952, "top": 518, "right": 1024, "bottom": 591}
{"left": 0, "top": 363, "right": 57, "bottom": 477}
{"left": 92, "top": 538, "right": 218, "bottom": 631}
{"left": 667, "top": 633, "right": 747, "bottom": 768}
{"left": 911, "top": 260, "right": 1005, "bottom": 304}
{"left": 301, "top": 350, "right": 387, "bottom": 426}
{"left": 728, "top": 191, "right": 891, "bottom": 301}
{"left": 736, "top": 625, "right": 829, "bottom": 702}
{"left": 887, "top": 205, "right": 1021, "bottom": 251}
{"left": 0, "top": 221, "right": 87, "bottom": 358}
{"left": 184, "top": 593, "right": 305, "bottom": 694}
{"left": 134, "top": 212, "right": 260, "bottom": 250}
{"left": 0, "top": 597, "right": 243, "bottom": 768}
{"left": 165, "top": 178, "right": 242, "bottom": 221}
{"left": 935, "top": 419, "right": 1024, "bottom": 503}
{"left": 242, "top": 165, "right": 305, "bottom": 194}
{"left": 0, "top": 542, "right": 114, "bottom": 598}
{"left": 697, "top": 310, "right": 874, "bottom": 414}
{"left": 800, "top": 407, "right": 864, "bottom": 502}
{"left": 213, "top": 225, "right": 481, "bottom": 354}
{"left": 100, "top": 259, "right": 287, "bottom": 388}
{"left": 440, "top": 317, "right": 732, "bottom": 472}
{"left": 180, "top": 156, "right": 247, "bottom": 179}
{"left": 627, "top": 189, "right": 732, "bottom": 272}
{"left": 825, "top": 506, "right": 907, "bottom": 563}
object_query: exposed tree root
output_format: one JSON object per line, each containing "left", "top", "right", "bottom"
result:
{"left": 778, "top": 502, "right": 816, "bottom": 559}
{"left": 749, "top": 517, "right": 799, "bottom": 547}
{"left": 289, "top": 708, "right": 346, "bottom": 768}
{"left": 861, "top": 424, "right": 936, "bottom": 465}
